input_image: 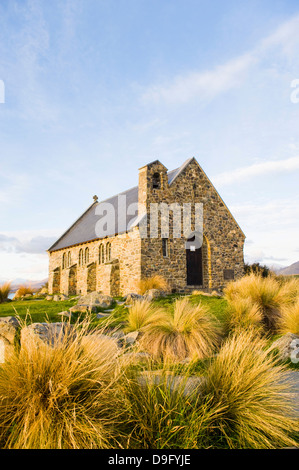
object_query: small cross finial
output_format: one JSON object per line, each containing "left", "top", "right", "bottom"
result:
{"left": 93, "top": 195, "right": 98, "bottom": 202}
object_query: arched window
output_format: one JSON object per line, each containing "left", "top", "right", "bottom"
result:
{"left": 67, "top": 251, "right": 71, "bottom": 268}
{"left": 79, "top": 249, "right": 83, "bottom": 266}
{"left": 152, "top": 172, "right": 161, "bottom": 189}
{"left": 62, "top": 253, "right": 67, "bottom": 269}
{"left": 85, "top": 247, "right": 89, "bottom": 265}
{"left": 99, "top": 244, "right": 104, "bottom": 264}
{"left": 106, "top": 242, "right": 111, "bottom": 262}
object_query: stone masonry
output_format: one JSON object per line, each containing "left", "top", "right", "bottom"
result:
{"left": 48, "top": 158, "right": 245, "bottom": 296}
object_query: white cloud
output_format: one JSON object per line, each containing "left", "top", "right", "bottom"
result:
{"left": 212, "top": 156, "right": 299, "bottom": 187}
{"left": 141, "top": 14, "right": 299, "bottom": 106}
{"left": 0, "top": 229, "right": 59, "bottom": 255}
{"left": 0, "top": 251, "right": 48, "bottom": 281}
{"left": 141, "top": 53, "right": 256, "bottom": 105}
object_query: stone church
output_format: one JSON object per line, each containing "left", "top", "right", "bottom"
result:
{"left": 48, "top": 158, "right": 245, "bottom": 296}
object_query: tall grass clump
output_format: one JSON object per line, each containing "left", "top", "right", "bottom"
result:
{"left": 139, "top": 297, "right": 222, "bottom": 362}
{"left": 0, "top": 317, "right": 126, "bottom": 449}
{"left": 15, "top": 284, "right": 34, "bottom": 298}
{"left": 224, "top": 297, "right": 263, "bottom": 334}
{"left": 224, "top": 273, "right": 292, "bottom": 333}
{"left": 124, "top": 299, "right": 166, "bottom": 333}
{"left": 199, "top": 328, "right": 299, "bottom": 448}
{"left": 0, "top": 282, "right": 11, "bottom": 303}
{"left": 121, "top": 362, "right": 222, "bottom": 449}
{"left": 278, "top": 298, "right": 299, "bottom": 335}
{"left": 138, "top": 275, "right": 169, "bottom": 295}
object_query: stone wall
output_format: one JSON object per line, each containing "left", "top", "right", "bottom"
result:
{"left": 48, "top": 227, "right": 142, "bottom": 296}
{"left": 138, "top": 159, "right": 245, "bottom": 292}
{"left": 48, "top": 158, "right": 245, "bottom": 296}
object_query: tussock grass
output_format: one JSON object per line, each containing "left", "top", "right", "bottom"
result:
{"left": 200, "top": 328, "right": 299, "bottom": 448}
{"left": 138, "top": 275, "right": 169, "bottom": 295}
{"left": 139, "top": 298, "right": 222, "bottom": 362}
{"left": 124, "top": 299, "right": 166, "bottom": 333}
{"left": 224, "top": 297, "right": 264, "bottom": 334}
{"left": 0, "top": 317, "right": 126, "bottom": 449}
{"left": 121, "top": 362, "right": 220, "bottom": 449}
{"left": 224, "top": 273, "right": 294, "bottom": 333}
{"left": 278, "top": 298, "right": 299, "bottom": 335}
{"left": 15, "top": 284, "right": 34, "bottom": 298}
{"left": 0, "top": 282, "right": 11, "bottom": 303}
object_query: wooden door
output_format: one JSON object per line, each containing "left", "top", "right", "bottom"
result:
{"left": 186, "top": 246, "right": 203, "bottom": 286}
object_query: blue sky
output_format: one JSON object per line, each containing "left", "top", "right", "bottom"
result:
{"left": 0, "top": 0, "right": 299, "bottom": 281}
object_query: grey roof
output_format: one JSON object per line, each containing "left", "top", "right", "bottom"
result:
{"left": 48, "top": 162, "right": 188, "bottom": 252}
{"left": 48, "top": 157, "right": 245, "bottom": 252}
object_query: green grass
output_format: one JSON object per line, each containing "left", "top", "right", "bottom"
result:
{"left": 0, "top": 299, "right": 78, "bottom": 323}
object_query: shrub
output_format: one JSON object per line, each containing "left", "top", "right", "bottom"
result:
{"left": 0, "top": 317, "right": 126, "bottom": 449}
{"left": 139, "top": 297, "right": 222, "bottom": 362}
{"left": 0, "top": 282, "right": 11, "bottom": 303}
{"left": 138, "top": 275, "right": 169, "bottom": 295}
{"left": 199, "top": 329, "right": 299, "bottom": 448}
{"left": 244, "top": 262, "right": 271, "bottom": 277}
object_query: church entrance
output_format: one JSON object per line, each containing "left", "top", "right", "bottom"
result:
{"left": 186, "top": 234, "right": 203, "bottom": 286}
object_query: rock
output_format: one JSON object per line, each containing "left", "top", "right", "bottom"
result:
{"left": 0, "top": 316, "right": 20, "bottom": 361}
{"left": 124, "top": 293, "right": 144, "bottom": 304}
{"left": 59, "top": 294, "right": 69, "bottom": 301}
{"left": 143, "top": 289, "right": 166, "bottom": 301}
{"left": 124, "top": 351, "right": 152, "bottom": 364}
{"left": 39, "top": 287, "right": 48, "bottom": 295}
{"left": 0, "top": 316, "right": 20, "bottom": 344}
{"left": 271, "top": 333, "right": 299, "bottom": 362}
{"left": 57, "top": 311, "right": 72, "bottom": 319}
{"left": 111, "top": 330, "right": 125, "bottom": 339}
{"left": 81, "top": 333, "right": 120, "bottom": 359}
{"left": 21, "top": 322, "right": 75, "bottom": 348}
{"left": 46, "top": 295, "right": 53, "bottom": 301}
{"left": 77, "top": 292, "right": 113, "bottom": 309}
{"left": 123, "top": 331, "right": 140, "bottom": 346}
{"left": 69, "top": 305, "right": 97, "bottom": 313}
{"left": 96, "top": 312, "right": 110, "bottom": 319}
{"left": 137, "top": 370, "right": 205, "bottom": 397}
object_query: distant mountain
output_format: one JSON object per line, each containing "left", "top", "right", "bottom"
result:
{"left": 267, "top": 263, "right": 287, "bottom": 273}
{"left": 277, "top": 261, "right": 299, "bottom": 276}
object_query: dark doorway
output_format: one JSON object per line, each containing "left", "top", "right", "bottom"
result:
{"left": 68, "top": 266, "right": 77, "bottom": 296}
{"left": 87, "top": 263, "right": 96, "bottom": 293}
{"left": 186, "top": 238, "right": 203, "bottom": 286}
{"left": 52, "top": 267, "right": 61, "bottom": 294}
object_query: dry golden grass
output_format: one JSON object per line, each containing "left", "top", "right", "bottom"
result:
{"left": 201, "top": 328, "right": 299, "bottom": 448}
{"left": 124, "top": 299, "right": 166, "bottom": 333}
{"left": 0, "top": 317, "right": 126, "bottom": 449}
{"left": 15, "top": 284, "right": 34, "bottom": 298}
{"left": 0, "top": 282, "right": 11, "bottom": 303}
{"left": 278, "top": 298, "right": 299, "bottom": 335}
{"left": 138, "top": 275, "right": 169, "bottom": 295}
{"left": 224, "top": 297, "right": 264, "bottom": 333}
{"left": 223, "top": 273, "right": 296, "bottom": 332}
{"left": 139, "top": 297, "right": 222, "bottom": 362}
